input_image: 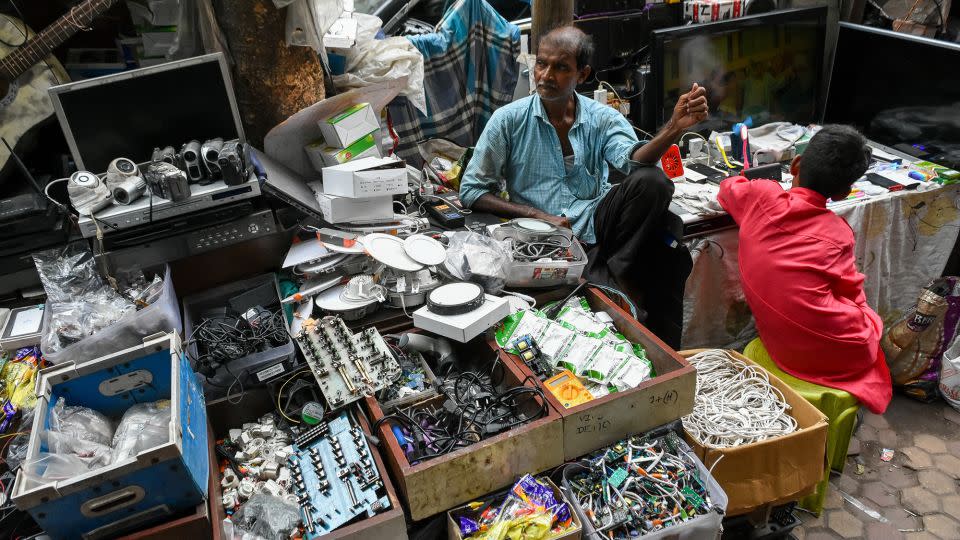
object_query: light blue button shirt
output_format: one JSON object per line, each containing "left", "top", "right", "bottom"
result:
{"left": 459, "top": 93, "right": 646, "bottom": 244}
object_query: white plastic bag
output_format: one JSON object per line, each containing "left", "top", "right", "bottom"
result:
{"left": 110, "top": 400, "right": 172, "bottom": 465}
{"left": 940, "top": 334, "right": 960, "bottom": 412}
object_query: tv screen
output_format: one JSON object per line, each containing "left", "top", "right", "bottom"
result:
{"left": 652, "top": 7, "right": 827, "bottom": 133}
{"left": 825, "top": 23, "right": 960, "bottom": 168}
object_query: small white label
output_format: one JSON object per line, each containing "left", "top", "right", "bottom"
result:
{"left": 256, "top": 363, "right": 286, "bottom": 382}
{"left": 9, "top": 306, "right": 43, "bottom": 336}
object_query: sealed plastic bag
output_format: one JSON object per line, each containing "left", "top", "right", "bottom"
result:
{"left": 46, "top": 397, "right": 115, "bottom": 470}
{"left": 225, "top": 494, "right": 302, "bottom": 540}
{"left": 110, "top": 400, "right": 172, "bottom": 465}
{"left": 444, "top": 232, "right": 511, "bottom": 294}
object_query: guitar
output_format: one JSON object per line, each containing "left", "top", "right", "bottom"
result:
{"left": 0, "top": 0, "right": 120, "bottom": 179}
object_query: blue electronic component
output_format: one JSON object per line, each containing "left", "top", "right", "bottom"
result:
{"left": 289, "top": 411, "right": 390, "bottom": 537}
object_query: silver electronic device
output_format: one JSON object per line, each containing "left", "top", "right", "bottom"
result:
{"left": 77, "top": 174, "right": 260, "bottom": 237}
{"left": 49, "top": 53, "right": 257, "bottom": 237}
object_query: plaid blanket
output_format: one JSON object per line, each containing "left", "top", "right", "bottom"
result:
{"left": 387, "top": 0, "right": 521, "bottom": 167}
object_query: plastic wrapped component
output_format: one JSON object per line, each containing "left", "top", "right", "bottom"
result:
{"left": 5, "top": 407, "right": 34, "bottom": 471}
{"left": 38, "top": 261, "right": 181, "bottom": 365}
{"left": 32, "top": 242, "right": 111, "bottom": 303}
{"left": 110, "top": 400, "right": 172, "bottom": 465}
{"left": 224, "top": 493, "right": 302, "bottom": 540}
{"left": 444, "top": 232, "right": 511, "bottom": 294}
{"left": 49, "top": 397, "right": 115, "bottom": 447}
{"left": 456, "top": 474, "right": 575, "bottom": 540}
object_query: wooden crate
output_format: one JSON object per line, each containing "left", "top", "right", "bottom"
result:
{"left": 365, "top": 345, "right": 564, "bottom": 521}
{"left": 494, "top": 286, "right": 697, "bottom": 461}
{"left": 207, "top": 389, "right": 407, "bottom": 540}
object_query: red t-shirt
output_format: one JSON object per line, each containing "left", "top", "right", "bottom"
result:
{"left": 718, "top": 176, "right": 892, "bottom": 413}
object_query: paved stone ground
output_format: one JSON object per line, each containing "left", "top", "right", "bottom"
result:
{"left": 793, "top": 395, "right": 960, "bottom": 540}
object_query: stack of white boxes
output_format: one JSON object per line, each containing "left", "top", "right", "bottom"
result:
{"left": 309, "top": 103, "right": 407, "bottom": 224}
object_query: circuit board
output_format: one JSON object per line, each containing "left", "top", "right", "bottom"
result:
{"left": 296, "top": 316, "right": 400, "bottom": 408}
{"left": 289, "top": 412, "right": 390, "bottom": 537}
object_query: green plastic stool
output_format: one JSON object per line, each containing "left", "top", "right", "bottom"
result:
{"left": 743, "top": 338, "right": 861, "bottom": 515}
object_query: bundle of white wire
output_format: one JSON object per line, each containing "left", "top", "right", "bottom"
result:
{"left": 682, "top": 349, "right": 798, "bottom": 448}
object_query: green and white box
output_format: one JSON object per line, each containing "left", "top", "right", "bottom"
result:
{"left": 318, "top": 102, "right": 380, "bottom": 148}
{"left": 305, "top": 132, "right": 382, "bottom": 172}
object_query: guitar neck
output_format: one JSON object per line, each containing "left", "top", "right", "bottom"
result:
{"left": 0, "top": 0, "right": 118, "bottom": 81}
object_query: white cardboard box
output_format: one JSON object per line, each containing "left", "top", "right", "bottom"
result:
{"left": 318, "top": 102, "right": 380, "bottom": 148}
{"left": 309, "top": 182, "right": 394, "bottom": 223}
{"left": 305, "top": 132, "right": 381, "bottom": 171}
{"left": 413, "top": 295, "right": 511, "bottom": 343}
{"left": 322, "top": 156, "right": 408, "bottom": 198}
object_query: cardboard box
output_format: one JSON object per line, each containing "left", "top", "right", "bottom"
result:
{"left": 679, "top": 349, "right": 829, "bottom": 516}
{"left": 413, "top": 295, "right": 511, "bottom": 343}
{"left": 366, "top": 343, "right": 564, "bottom": 521}
{"left": 495, "top": 286, "right": 697, "bottom": 462}
{"left": 446, "top": 478, "right": 582, "bottom": 540}
{"left": 322, "top": 156, "right": 408, "bottom": 198}
{"left": 305, "top": 132, "right": 381, "bottom": 171}
{"left": 319, "top": 102, "right": 380, "bottom": 148}
{"left": 308, "top": 182, "right": 395, "bottom": 223}
{"left": 207, "top": 389, "right": 408, "bottom": 540}
{"left": 684, "top": 0, "right": 743, "bottom": 23}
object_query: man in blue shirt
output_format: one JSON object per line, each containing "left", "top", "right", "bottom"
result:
{"left": 459, "top": 26, "right": 708, "bottom": 346}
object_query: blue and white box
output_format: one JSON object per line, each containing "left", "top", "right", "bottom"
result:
{"left": 12, "top": 332, "right": 208, "bottom": 539}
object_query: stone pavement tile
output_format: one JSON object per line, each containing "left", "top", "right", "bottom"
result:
{"left": 834, "top": 473, "right": 864, "bottom": 495}
{"left": 917, "top": 470, "right": 957, "bottom": 495}
{"left": 867, "top": 522, "right": 906, "bottom": 540}
{"left": 826, "top": 509, "right": 864, "bottom": 538}
{"left": 914, "top": 434, "right": 948, "bottom": 455}
{"left": 883, "top": 506, "right": 924, "bottom": 531}
{"left": 901, "top": 446, "right": 934, "bottom": 470}
{"left": 905, "top": 532, "right": 939, "bottom": 540}
{"left": 880, "top": 465, "right": 920, "bottom": 490}
{"left": 858, "top": 424, "right": 881, "bottom": 443}
{"left": 948, "top": 440, "right": 960, "bottom": 457}
{"left": 900, "top": 486, "right": 941, "bottom": 515}
{"left": 806, "top": 530, "right": 843, "bottom": 540}
{"left": 932, "top": 454, "right": 960, "bottom": 479}
{"left": 941, "top": 495, "right": 960, "bottom": 521}
{"left": 824, "top": 487, "right": 844, "bottom": 510}
{"left": 863, "top": 480, "right": 900, "bottom": 507}
{"left": 879, "top": 428, "right": 903, "bottom": 449}
{"left": 944, "top": 406, "right": 960, "bottom": 426}
{"left": 792, "top": 527, "right": 806, "bottom": 540}
{"left": 848, "top": 438, "right": 861, "bottom": 456}
{"left": 865, "top": 411, "right": 891, "bottom": 429}
{"left": 923, "top": 514, "right": 960, "bottom": 539}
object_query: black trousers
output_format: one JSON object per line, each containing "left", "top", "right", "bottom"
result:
{"left": 585, "top": 165, "right": 693, "bottom": 349}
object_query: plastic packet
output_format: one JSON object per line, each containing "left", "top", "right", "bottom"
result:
{"left": 1, "top": 347, "right": 43, "bottom": 411}
{"left": 226, "top": 493, "right": 302, "bottom": 540}
{"left": 495, "top": 310, "right": 549, "bottom": 350}
{"left": 5, "top": 407, "right": 35, "bottom": 471}
{"left": 556, "top": 306, "right": 607, "bottom": 337}
{"left": 538, "top": 322, "right": 576, "bottom": 362}
{"left": 608, "top": 355, "right": 653, "bottom": 390}
{"left": 581, "top": 345, "right": 628, "bottom": 383}
{"left": 445, "top": 232, "right": 511, "bottom": 294}
{"left": 584, "top": 381, "right": 614, "bottom": 399}
{"left": 458, "top": 474, "right": 573, "bottom": 540}
{"left": 555, "top": 334, "right": 601, "bottom": 375}
{"left": 50, "top": 397, "right": 115, "bottom": 447}
{"left": 110, "top": 400, "right": 172, "bottom": 465}
{"left": 22, "top": 452, "right": 96, "bottom": 487}
{"left": 32, "top": 242, "right": 107, "bottom": 303}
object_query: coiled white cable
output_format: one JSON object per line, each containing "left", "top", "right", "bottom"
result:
{"left": 681, "top": 349, "right": 798, "bottom": 448}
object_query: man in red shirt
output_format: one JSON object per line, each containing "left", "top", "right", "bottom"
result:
{"left": 717, "top": 125, "right": 892, "bottom": 413}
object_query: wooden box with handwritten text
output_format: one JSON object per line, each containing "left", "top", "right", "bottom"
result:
{"left": 494, "top": 287, "right": 697, "bottom": 461}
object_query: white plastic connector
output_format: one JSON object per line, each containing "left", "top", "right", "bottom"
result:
{"left": 593, "top": 88, "right": 608, "bottom": 105}
{"left": 221, "top": 468, "right": 239, "bottom": 489}
{"left": 222, "top": 488, "right": 240, "bottom": 509}
{"left": 246, "top": 437, "right": 266, "bottom": 457}
{"left": 261, "top": 461, "right": 280, "bottom": 480}
{"left": 262, "top": 479, "right": 282, "bottom": 497}
{"left": 240, "top": 431, "right": 254, "bottom": 446}
{"left": 273, "top": 446, "right": 292, "bottom": 462}
{"left": 229, "top": 429, "right": 242, "bottom": 442}
{"left": 278, "top": 467, "right": 291, "bottom": 487}
{"left": 238, "top": 479, "right": 255, "bottom": 500}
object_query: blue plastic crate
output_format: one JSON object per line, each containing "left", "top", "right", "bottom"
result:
{"left": 12, "top": 332, "right": 208, "bottom": 540}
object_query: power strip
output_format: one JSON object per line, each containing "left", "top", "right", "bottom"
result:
{"left": 296, "top": 316, "right": 401, "bottom": 408}
{"left": 289, "top": 411, "right": 390, "bottom": 537}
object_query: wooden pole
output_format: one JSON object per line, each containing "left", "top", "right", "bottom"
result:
{"left": 531, "top": 0, "right": 575, "bottom": 54}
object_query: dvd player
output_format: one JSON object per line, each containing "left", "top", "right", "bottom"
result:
{"left": 78, "top": 175, "right": 260, "bottom": 237}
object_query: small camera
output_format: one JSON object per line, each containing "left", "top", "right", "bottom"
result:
{"left": 201, "top": 138, "right": 224, "bottom": 181}
{"left": 181, "top": 140, "right": 204, "bottom": 183}
{"left": 106, "top": 157, "right": 139, "bottom": 190}
{"left": 112, "top": 175, "right": 147, "bottom": 205}
{"left": 144, "top": 162, "right": 191, "bottom": 202}
{"left": 152, "top": 146, "right": 178, "bottom": 166}
{"left": 218, "top": 141, "right": 246, "bottom": 186}
{"left": 68, "top": 171, "right": 112, "bottom": 215}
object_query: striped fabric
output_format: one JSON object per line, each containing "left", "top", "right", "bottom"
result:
{"left": 386, "top": 0, "right": 521, "bottom": 166}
